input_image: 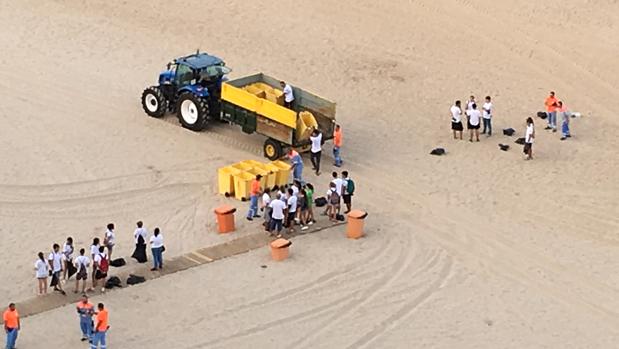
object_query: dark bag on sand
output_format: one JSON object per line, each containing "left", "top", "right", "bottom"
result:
{"left": 503, "top": 128, "right": 515, "bottom": 136}
{"left": 314, "top": 197, "right": 328, "bottom": 207}
{"left": 105, "top": 276, "right": 122, "bottom": 289}
{"left": 515, "top": 137, "right": 526, "bottom": 145}
{"left": 127, "top": 274, "right": 146, "bottom": 285}
{"left": 336, "top": 214, "right": 345, "bottom": 221}
{"left": 537, "top": 111, "right": 548, "bottom": 119}
{"left": 498, "top": 144, "right": 510, "bottom": 151}
{"left": 110, "top": 258, "right": 126, "bottom": 267}
{"left": 67, "top": 259, "right": 78, "bottom": 279}
{"left": 430, "top": 148, "right": 446, "bottom": 156}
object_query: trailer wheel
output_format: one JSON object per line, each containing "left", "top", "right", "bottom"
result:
{"left": 177, "top": 93, "right": 208, "bottom": 131}
{"left": 264, "top": 139, "right": 283, "bottom": 161}
{"left": 141, "top": 86, "right": 167, "bottom": 118}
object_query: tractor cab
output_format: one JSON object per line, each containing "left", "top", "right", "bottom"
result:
{"left": 142, "top": 51, "right": 231, "bottom": 131}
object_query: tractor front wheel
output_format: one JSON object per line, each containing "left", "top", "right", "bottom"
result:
{"left": 264, "top": 138, "right": 283, "bottom": 161}
{"left": 141, "top": 86, "right": 167, "bottom": 118}
{"left": 177, "top": 93, "right": 208, "bottom": 131}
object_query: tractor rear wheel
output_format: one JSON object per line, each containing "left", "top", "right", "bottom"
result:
{"left": 141, "top": 86, "right": 167, "bottom": 118}
{"left": 177, "top": 93, "right": 208, "bottom": 131}
{"left": 264, "top": 138, "right": 283, "bottom": 161}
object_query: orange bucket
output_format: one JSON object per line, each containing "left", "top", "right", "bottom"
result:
{"left": 214, "top": 204, "right": 237, "bottom": 234}
{"left": 346, "top": 210, "right": 368, "bottom": 239}
{"left": 270, "top": 238, "right": 291, "bottom": 261}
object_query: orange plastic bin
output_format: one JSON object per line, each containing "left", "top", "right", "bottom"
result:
{"left": 270, "top": 238, "right": 292, "bottom": 261}
{"left": 346, "top": 210, "right": 368, "bottom": 239}
{"left": 214, "top": 204, "right": 237, "bottom": 234}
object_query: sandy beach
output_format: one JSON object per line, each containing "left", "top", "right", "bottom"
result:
{"left": 1, "top": 0, "right": 619, "bottom": 348}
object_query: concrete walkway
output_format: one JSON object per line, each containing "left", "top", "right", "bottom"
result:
{"left": 13, "top": 220, "right": 345, "bottom": 320}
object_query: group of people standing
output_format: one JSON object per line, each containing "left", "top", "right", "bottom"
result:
{"left": 75, "top": 296, "right": 110, "bottom": 348}
{"left": 450, "top": 95, "right": 494, "bottom": 142}
{"left": 544, "top": 91, "right": 572, "bottom": 140}
{"left": 32, "top": 221, "right": 165, "bottom": 297}
{"left": 247, "top": 169, "right": 356, "bottom": 238}
{"left": 288, "top": 124, "right": 344, "bottom": 183}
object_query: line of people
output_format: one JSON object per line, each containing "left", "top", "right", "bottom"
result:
{"left": 32, "top": 221, "right": 165, "bottom": 296}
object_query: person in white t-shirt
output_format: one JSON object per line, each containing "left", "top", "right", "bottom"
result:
{"left": 450, "top": 100, "right": 463, "bottom": 140}
{"left": 467, "top": 95, "right": 476, "bottom": 111}
{"left": 62, "top": 236, "right": 74, "bottom": 281}
{"left": 150, "top": 227, "right": 164, "bottom": 271}
{"left": 261, "top": 188, "right": 272, "bottom": 230}
{"left": 103, "top": 223, "right": 116, "bottom": 260}
{"left": 48, "top": 243, "right": 66, "bottom": 295}
{"left": 268, "top": 195, "right": 286, "bottom": 237}
{"left": 34, "top": 252, "right": 49, "bottom": 295}
{"left": 73, "top": 248, "right": 90, "bottom": 294}
{"left": 482, "top": 96, "right": 493, "bottom": 136}
{"left": 331, "top": 171, "right": 344, "bottom": 196}
{"left": 466, "top": 103, "right": 482, "bottom": 142}
{"left": 309, "top": 128, "right": 323, "bottom": 175}
{"left": 280, "top": 81, "right": 294, "bottom": 109}
{"left": 524, "top": 117, "right": 535, "bottom": 160}
{"left": 93, "top": 246, "right": 108, "bottom": 292}
{"left": 90, "top": 237, "right": 101, "bottom": 286}
{"left": 286, "top": 188, "right": 298, "bottom": 233}
{"left": 132, "top": 221, "right": 149, "bottom": 263}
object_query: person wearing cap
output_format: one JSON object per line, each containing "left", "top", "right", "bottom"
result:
{"left": 3, "top": 303, "right": 19, "bottom": 349}
{"left": 246, "top": 174, "right": 263, "bottom": 221}
{"left": 91, "top": 303, "right": 109, "bottom": 349}
{"left": 76, "top": 295, "right": 94, "bottom": 342}
{"left": 280, "top": 81, "right": 294, "bottom": 109}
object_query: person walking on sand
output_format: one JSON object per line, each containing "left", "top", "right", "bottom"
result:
{"left": 246, "top": 174, "right": 263, "bottom": 221}
{"left": 132, "top": 221, "right": 148, "bottom": 263}
{"left": 557, "top": 101, "right": 571, "bottom": 140}
{"left": 103, "top": 223, "right": 116, "bottom": 260}
{"left": 90, "top": 238, "right": 101, "bottom": 290}
{"left": 544, "top": 91, "right": 558, "bottom": 132}
{"left": 309, "top": 128, "right": 323, "bottom": 175}
{"left": 288, "top": 148, "right": 304, "bottom": 183}
{"left": 91, "top": 303, "right": 109, "bottom": 349}
{"left": 269, "top": 194, "right": 286, "bottom": 237}
{"left": 76, "top": 295, "right": 94, "bottom": 342}
{"left": 466, "top": 103, "right": 481, "bottom": 142}
{"left": 74, "top": 248, "right": 90, "bottom": 294}
{"left": 48, "top": 243, "right": 66, "bottom": 295}
{"left": 482, "top": 96, "right": 493, "bottom": 136}
{"left": 94, "top": 246, "right": 109, "bottom": 293}
{"left": 34, "top": 252, "right": 49, "bottom": 296}
{"left": 450, "top": 100, "right": 464, "bottom": 140}
{"left": 150, "top": 227, "right": 164, "bottom": 271}
{"left": 341, "top": 171, "right": 355, "bottom": 214}
{"left": 280, "top": 81, "right": 295, "bottom": 109}
{"left": 333, "top": 124, "right": 343, "bottom": 167}
{"left": 3, "top": 303, "right": 20, "bottom": 349}
{"left": 524, "top": 117, "right": 535, "bottom": 160}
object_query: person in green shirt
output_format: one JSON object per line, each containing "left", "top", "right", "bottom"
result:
{"left": 304, "top": 183, "right": 315, "bottom": 225}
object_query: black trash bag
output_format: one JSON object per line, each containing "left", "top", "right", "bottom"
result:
{"left": 132, "top": 235, "right": 148, "bottom": 263}
{"left": 127, "top": 274, "right": 146, "bottom": 285}
{"left": 503, "top": 128, "right": 515, "bottom": 136}
{"left": 536, "top": 111, "right": 548, "bottom": 119}
{"left": 336, "top": 214, "right": 345, "bottom": 221}
{"left": 515, "top": 137, "right": 526, "bottom": 145}
{"left": 314, "top": 197, "right": 327, "bottom": 207}
{"left": 110, "top": 258, "right": 126, "bottom": 267}
{"left": 66, "top": 260, "right": 78, "bottom": 279}
{"left": 498, "top": 144, "right": 510, "bottom": 151}
{"left": 430, "top": 148, "right": 446, "bottom": 156}
{"left": 105, "top": 276, "right": 122, "bottom": 289}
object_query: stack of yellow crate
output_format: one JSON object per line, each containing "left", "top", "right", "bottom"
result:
{"left": 217, "top": 159, "right": 293, "bottom": 201}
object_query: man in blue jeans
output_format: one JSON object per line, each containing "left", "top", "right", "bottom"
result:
{"left": 246, "top": 175, "right": 262, "bottom": 221}
{"left": 76, "top": 295, "right": 94, "bottom": 342}
{"left": 3, "top": 303, "right": 19, "bottom": 349}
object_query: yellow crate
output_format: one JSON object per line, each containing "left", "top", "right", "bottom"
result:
{"left": 233, "top": 172, "right": 255, "bottom": 201}
{"left": 271, "top": 160, "right": 292, "bottom": 186}
{"left": 247, "top": 167, "right": 269, "bottom": 189}
{"left": 217, "top": 166, "right": 241, "bottom": 196}
{"left": 256, "top": 163, "right": 278, "bottom": 190}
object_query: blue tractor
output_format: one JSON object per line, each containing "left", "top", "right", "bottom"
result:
{"left": 141, "top": 51, "right": 231, "bottom": 131}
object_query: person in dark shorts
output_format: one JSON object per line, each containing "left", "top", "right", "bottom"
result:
{"left": 450, "top": 100, "right": 464, "bottom": 140}
{"left": 341, "top": 171, "right": 355, "bottom": 213}
{"left": 268, "top": 194, "right": 286, "bottom": 237}
{"left": 285, "top": 188, "right": 298, "bottom": 233}
{"left": 466, "top": 103, "right": 481, "bottom": 142}
{"left": 298, "top": 188, "right": 309, "bottom": 231}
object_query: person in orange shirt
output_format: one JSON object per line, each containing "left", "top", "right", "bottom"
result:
{"left": 76, "top": 295, "right": 95, "bottom": 342}
{"left": 3, "top": 303, "right": 20, "bottom": 349}
{"left": 544, "top": 91, "right": 558, "bottom": 132}
{"left": 333, "top": 124, "right": 343, "bottom": 167}
{"left": 91, "top": 303, "right": 109, "bottom": 349}
{"left": 246, "top": 174, "right": 263, "bottom": 221}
